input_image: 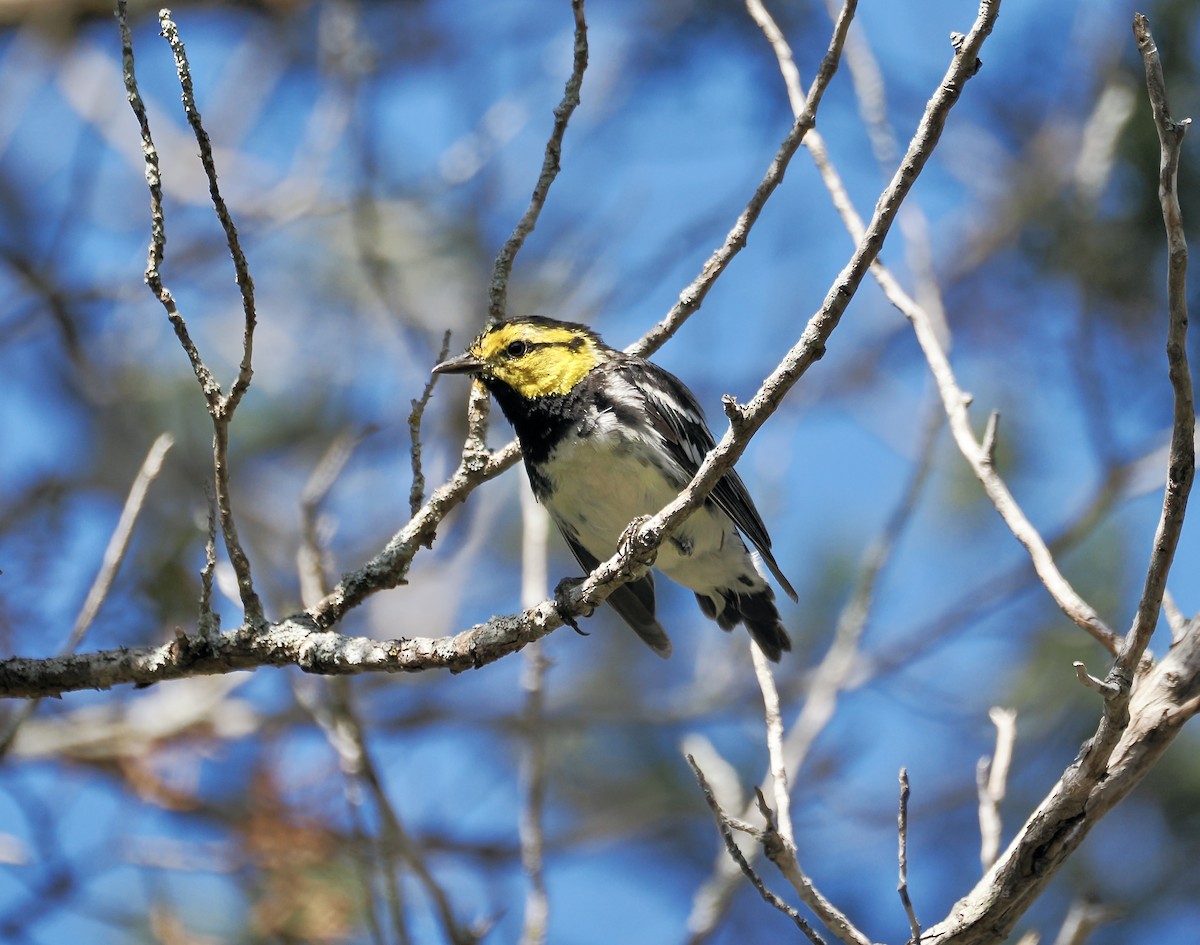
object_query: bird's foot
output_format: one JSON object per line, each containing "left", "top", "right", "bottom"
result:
{"left": 554, "top": 576, "right": 592, "bottom": 636}
{"left": 618, "top": 515, "right": 656, "bottom": 566}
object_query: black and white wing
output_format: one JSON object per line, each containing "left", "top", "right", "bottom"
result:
{"left": 628, "top": 358, "right": 798, "bottom": 602}
{"left": 558, "top": 527, "right": 674, "bottom": 658}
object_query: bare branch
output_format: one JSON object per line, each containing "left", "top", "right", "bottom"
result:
{"left": 1072, "top": 661, "right": 1121, "bottom": 699}
{"left": 518, "top": 482, "right": 550, "bottom": 945}
{"left": 410, "top": 331, "right": 453, "bottom": 515}
{"left": 980, "top": 411, "right": 1000, "bottom": 467}
{"left": 211, "top": 421, "right": 263, "bottom": 624}
{"left": 198, "top": 482, "right": 219, "bottom": 636}
{"left": 750, "top": 0, "right": 1116, "bottom": 656}
{"left": 298, "top": 427, "right": 374, "bottom": 605}
{"left": 297, "top": 678, "right": 482, "bottom": 944}
{"left": 753, "top": 790, "right": 873, "bottom": 945}
{"left": 927, "top": 17, "right": 1194, "bottom": 879}
{"left": 925, "top": 624, "right": 1200, "bottom": 944}
{"left": 292, "top": 676, "right": 412, "bottom": 944}
{"left": 159, "top": 9, "right": 258, "bottom": 414}
{"left": 0, "top": 433, "right": 173, "bottom": 752}
{"left": 897, "top": 769, "right": 921, "bottom": 944}
{"left": 1161, "top": 588, "right": 1188, "bottom": 644}
{"left": 487, "top": 0, "right": 588, "bottom": 323}
{"left": 686, "top": 756, "right": 826, "bottom": 945}
{"left": 307, "top": 435, "right": 519, "bottom": 629}
{"left": 751, "top": 645, "right": 793, "bottom": 848}
{"left": 1051, "top": 899, "right": 1118, "bottom": 945}
{"left": 976, "top": 707, "right": 1016, "bottom": 871}
{"left": 902, "top": 211, "right": 1117, "bottom": 650}
{"left": 632, "top": 0, "right": 856, "bottom": 358}
{"left": 1116, "top": 13, "right": 1194, "bottom": 681}
{"left": 688, "top": 400, "right": 939, "bottom": 939}
{"left": 118, "top": 3, "right": 264, "bottom": 625}
{"left": 116, "top": 0, "right": 222, "bottom": 410}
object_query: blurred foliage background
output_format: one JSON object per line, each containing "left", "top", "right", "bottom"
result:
{"left": 1, "top": 0, "right": 1199, "bottom": 942}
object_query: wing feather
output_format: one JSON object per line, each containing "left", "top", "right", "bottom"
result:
{"left": 628, "top": 359, "right": 798, "bottom": 602}
{"left": 558, "top": 526, "right": 673, "bottom": 658}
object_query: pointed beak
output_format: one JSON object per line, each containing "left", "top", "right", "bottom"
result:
{"left": 432, "top": 352, "right": 485, "bottom": 376}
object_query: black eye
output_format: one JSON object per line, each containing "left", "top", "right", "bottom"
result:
{"left": 505, "top": 340, "right": 528, "bottom": 358}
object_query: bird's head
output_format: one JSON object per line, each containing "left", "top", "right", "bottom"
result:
{"left": 433, "top": 316, "right": 608, "bottom": 399}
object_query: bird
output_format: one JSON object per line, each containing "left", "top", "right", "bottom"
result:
{"left": 432, "top": 315, "right": 796, "bottom": 660}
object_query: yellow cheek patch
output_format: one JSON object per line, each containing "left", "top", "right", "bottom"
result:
{"left": 474, "top": 323, "right": 603, "bottom": 398}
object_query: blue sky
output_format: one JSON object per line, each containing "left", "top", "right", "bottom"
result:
{"left": 2, "top": 0, "right": 1198, "bottom": 942}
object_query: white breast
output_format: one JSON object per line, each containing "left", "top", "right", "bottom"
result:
{"left": 540, "top": 411, "right": 764, "bottom": 595}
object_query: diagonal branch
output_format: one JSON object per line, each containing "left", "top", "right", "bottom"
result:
{"left": 487, "top": 0, "right": 588, "bottom": 324}
{"left": 0, "top": 434, "right": 173, "bottom": 749}
{"left": 921, "top": 16, "right": 1197, "bottom": 945}
{"left": 1115, "top": 13, "right": 1194, "bottom": 682}
{"left": 687, "top": 755, "right": 828, "bottom": 945}
{"left": 158, "top": 11, "right": 258, "bottom": 414}
{"left": 748, "top": 0, "right": 1118, "bottom": 657}
{"left": 571, "top": 0, "right": 998, "bottom": 628}
{"left": 116, "top": 0, "right": 221, "bottom": 409}
{"left": 0, "top": 0, "right": 997, "bottom": 700}
{"left": 630, "top": 0, "right": 856, "bottom": 359}
{"left": 309, "top": 0, "right": 849, "bottom": 633}
{"left": 117, "top": 3, "right": 263, "bottom": 624}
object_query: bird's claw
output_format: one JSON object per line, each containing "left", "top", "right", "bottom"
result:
{"left": 554, "top": 576, "right": 592, "bottom": 636}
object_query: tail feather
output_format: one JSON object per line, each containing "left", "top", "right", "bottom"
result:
{"left": 608, "top": 574, "right": 673, "bottom": 659}
{"left": 695, "top": 587, "right": 792, "bottom": 662}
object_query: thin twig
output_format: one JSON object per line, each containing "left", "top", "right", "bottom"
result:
{"left": 410, "top": 331, "right": 452, "bottom": 516}
{"left": 976, "top": 707, "right": 1016, "bottom": 871}
{"left": 831, "top": 0, "right": 952, "bottom": 347}
{"left": 159, "top": 10, "right": 257, "bottom": 413}
{"left": 0, "top": 434, "right": 173, "bottom": 754}
{"left": 1161, "top": 589, "right": 1188, "bottom": 644}
{"left": 1049, "top": 13, "right": 1196, "bottom": 794}
{"left": 118, "top": 3, "right": 264, "bottom": 625}
{"left": 751, "top": 644, "right": 793, "bottom": 847}
{"left": 298, "top": 427, "right": 374, "bottom": 606}
{"left": 343, "top": 682, "right": 481, "bottom": 942}
{"left": 198, "top": 482, "right": 219, "bottom": 636}
{"left": 631, "top": 0, "right": 856, "bottom": 359}
{"left": 1116, "top": 14, "right": 1194, "bottom": 682}
{"left": 487, "top": 0, "right": 587, "bottom": 323}
{"left": 117, "top": 0, "right": 222, "bottom": 410}
{"left": 686, "top": 399, "right": 941, "bottom": 941}
{"left": 686, "top": 756, "right": 826, "bottom": 944}
{"left": 750, "top": 0, "right": 1116, "bottom": 656}
{"left": 1072, "top": 661, "right": 1121, "bottom": 699}
{"left": 897, "top": 769, "right": 921, "bottom": 944}
{"left": 754, "top": 790, "right": 873, "bottom": 945}
{"left": 211, "top": 422, "right": 263, "bottom": 625}
{"left": 67, "top": 433, "right": 175, "bottom": 654}
{"left": 518, "top": 480, "right": 550, "bottom": 945}
{"left": 1051, "top": 899, "right": 1118, "bottom": 945}
{"left": 307, "top": 429, "right": 519, "bottom": 629}
{"left": 292, "top": 433, "right": 410, "bottom": 944}
{"left": 901, "top": 218, "right": 1117, "bottom": 650}
{"left": 293, "top": 676, "right": 412, "bottom": 944}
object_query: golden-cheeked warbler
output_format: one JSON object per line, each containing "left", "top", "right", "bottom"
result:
{"left": 434, "top": 316, "right": 796, "bottom": 661}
